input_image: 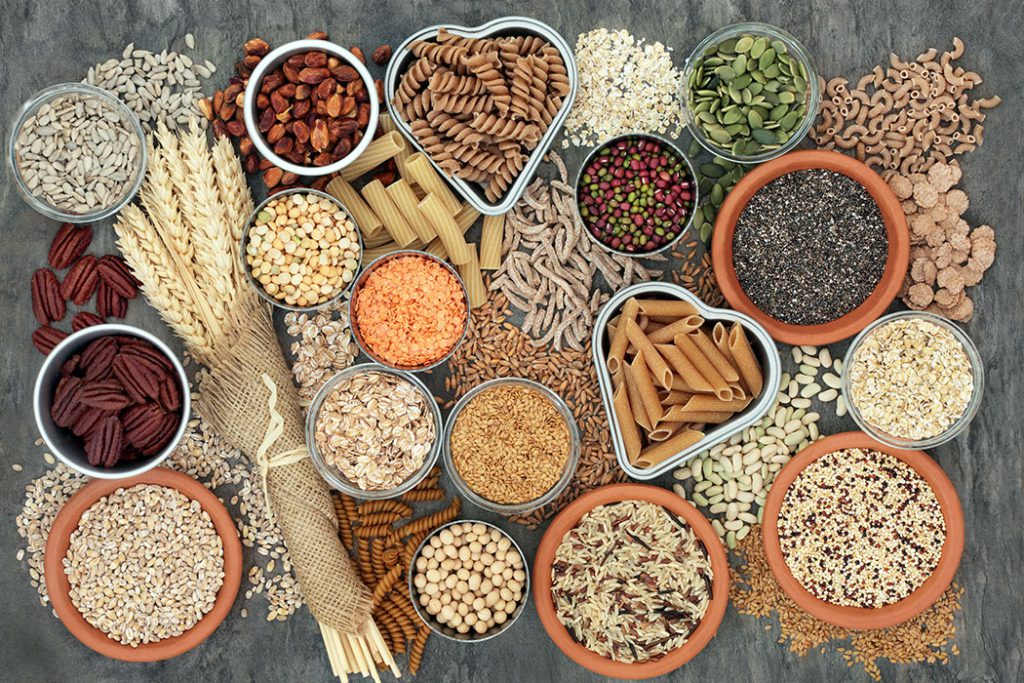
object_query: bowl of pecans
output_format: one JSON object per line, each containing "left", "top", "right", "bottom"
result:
{"left": 242, "top": 39, "right": 379, "bottom": 177}
{"left": 32, "top": 323, "right": 190, "bottom": 479}
{"left": 306, "top": 363, "right": 442, "bottom": 499}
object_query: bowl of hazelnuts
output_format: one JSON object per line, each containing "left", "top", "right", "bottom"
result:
{"left": 409, "top": 520, "right": 530, "bottom": 642}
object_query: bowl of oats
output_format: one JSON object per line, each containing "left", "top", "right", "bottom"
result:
{"left": 306, "top": 363, "right": 441, "bottom": 499}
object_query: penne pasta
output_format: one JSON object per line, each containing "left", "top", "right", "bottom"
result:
{"left": 636, "top": 299, "right": 699, "bottom": 319}
{"left": 361, "top": 180, "right": 419, "bottom": 247}
{"left": 673, "top": 333, "right": 733, "bottom": 401}
{"left": 340, "top": 131, "right": 407, "bottom": 181}
{"left": 607, "top": 298, "right": 639, "bottom": 374}
{"left": 729, "top": 322, "right": 764, "bottom": 397}
{"left": 647, "top": 315, "right": 705, "bottom": 343}
{"left": 612, "top": 382, "right": 643, "bottom": 464}
{"left": 656, "top": 343, "right": 715, "bottom": 394}
{"left": 728, "top": 383, "right": 747, "bottom": 401}
{"left": 658, "top": 410, "right": 734, "bottom": 424}
{"left": 658, "top": 389, "right": 694, "bottom": 406}
{"left": 630, "top": 354, "right": 665, "bottom": 426}
{"left": 661, "top": 395, "right": 749, "bottom": 422}
{"left": 386, "top": 179, "right": 436, "bottom": 243}
{"left": 458, "top": 244, "right": 487, "bottom": 308}
{"left": 406, "top": 153, "right": 462, "bottom": 214}
{"left": 625, "top": 318, "right": 674, "bottom": 391}
{"left": 647, "top": 422, "right": 685, "bottom": 442}
{"left": 635, "top": 429, "right": 705, "bottom": 469}
{"left": 623, "top": 359, "right": 653, "bottom": 431}
{"left": 687, "top": 328, "right": 740, "bottom": 383}
{"left": 479, "top": 214, "right": 505, "bottom": 270}
{"left": 713, "top": 322, "right": 734, "bottom": 362}
{"left": 420, "top": 193, "right": 472, "bottom": 265}
{"left": 325, "top": 177, "right": 384, "bottom": 236}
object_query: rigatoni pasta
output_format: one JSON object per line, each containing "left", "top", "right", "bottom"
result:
{"left": 325, "top": 176, "right": 384, "bottom": 237}
{"left": 362, "top": 180, "right": 419, "bottom": 247}
{"left": 458, "top": 244, "right": 487, "bottom": 308}
{"left": 406, "top": 153, "right": 462, "bottom": 215}
{"left": 603, "top": 295, "right": 767, "bottom": 469}
{"left": 479, "top": 214, "right": 505, "bottom": 270}
{"left": 420, "top": 193, "right": 472, "bottom": 265}
{"left": 340, "top": 131, "right": 407, "bottom": 182}
{"left": 386, "top": 179, "right": 436, "bottom": 243}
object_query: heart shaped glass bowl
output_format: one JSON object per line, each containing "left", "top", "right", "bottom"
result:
{"left": 384, "top": 16, "right": 577, "bottom": 215}
{"left": 44, "top": 468, "right": 242, "bottom": 661}
{"left": 711, "top": 149, "right": 910, "bottom": 345}
{"left": 592, "top": 282, "right": 781, "bottom": 480}
{"left": 533, "top": 483, "right": 729, "bottom": 679}
{"left": 761, "top": 431, "right": 964, "bottom": 630}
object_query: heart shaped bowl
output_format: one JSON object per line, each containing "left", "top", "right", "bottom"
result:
{"left": 592, "top": 282, "right": 782, "bottom": 480}
{"left": 44, "top": 468, "right": 243, "bottom": 661}
{"left": 761, "top": 431, "right": 964, "bottom": 630}
{"left": 384, "top": 16, "right": 577, "bottom": 215}
{"left": 533, "top": 484, "right": 729, "bottom": 678}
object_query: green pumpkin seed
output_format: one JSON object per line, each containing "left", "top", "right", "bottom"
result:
{"left": 777, "top": 90, "right": 796, "bottom": 104}
{"left": 778, "top": 110, "right": 801, "bottom": 130}
{"left": 727, "top": 84, "right": 743, "bottom": 103}
{"left": 750, "top": 69, "right": 767, "bottom": 84}
{"left": 707, "top": 126, "right": 732, "bottom": 144}
{"left": 700, "top": 163, "right": 725, "bottom": 178}
{"left": 703, "top": 56, "right": 725, "bottom": 66}
{"left": 732, "top": 54, "right": 747, "bottom": 75}
{"left": 771, "top": 39, "right": 787, "bottom": 54}
{"left": 749, "top": 37, "right": 767, "bottom": 59}
{"left": 688, "top": 138, "right": 701, "bottom": 157}
{"left": 735, "top": 35, "right": 754, "bottom": 52}
{"left": 751, "top": 127, "right": 778, "bottom": 144}
{"left": 733, "top": 73, "right": 753, "bottom": 89}
{"left": 770, "top": 103, "right": 789, "bottom": 120}
{"left": 758, "top": 48, "right": 776, "bottom": 70}
{"left": 714, "top": 157, "right": 736, "bottom": 169}
{"left": 747, "top": 109, "right": 764, "bottom": 128}
{"left": 741, "top": 88, "right": 753, "bottom": 104}
{"left": 699, "top": 221, "right": 712, "bottom": 242}
{"left": 763, "top": 63, "right": 780, "bottom": 79}
{"left": 722, "top": 108, "right": 743, "bottom": 125}
{"left": 793, "top": 75, "right": 807, "bottom": 93}
{"left": 719, "top": 38, "right": 738, "bottom": 54}
{"left": 747, "top": 81, "right": 764, "bottom": 96}
{"left": 710, "top": 183, "right": 724, "bottom": 204}
{"left": 714, "top": 65, "right": 737, "bottom": 80}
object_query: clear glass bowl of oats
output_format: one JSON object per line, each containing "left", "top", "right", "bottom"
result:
{"left": 842, "top": 311, "right": 984, "bottom": 449}
{"left": 306, "top": 363, "right": 442, "bottom": 499}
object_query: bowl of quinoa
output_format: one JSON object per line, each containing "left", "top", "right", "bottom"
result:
{"left": 762, "top": 431, "right": 964, "bottom": 630}
{"left": 349, "top": 250, "right": 469, "bottom": 371}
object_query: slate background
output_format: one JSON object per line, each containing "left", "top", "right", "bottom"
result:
{"left": 1, "top": 1, "right": 1021, "bottom": 681}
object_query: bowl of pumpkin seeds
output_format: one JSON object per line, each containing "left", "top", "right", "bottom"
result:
{"left": 682, "top": 22, "right": 819, "bottom": 164}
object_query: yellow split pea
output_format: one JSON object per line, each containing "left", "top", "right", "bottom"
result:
{"left": 246, "top": 192, "right": 360, "bottom": 308}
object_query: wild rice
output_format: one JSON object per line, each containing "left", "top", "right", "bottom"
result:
{"left": 550, "top": 500, "right": 712, "bottom": 662}
{"left": 491, "top": 153, "right": 663, "bottom": 352}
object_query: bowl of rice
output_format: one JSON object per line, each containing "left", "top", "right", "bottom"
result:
{"left": 533, "top": 483, "right": 729, "bottom": 679}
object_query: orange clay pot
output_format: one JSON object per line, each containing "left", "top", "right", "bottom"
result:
{"left": 44, "top": 468, "right": 243, "bottom": 661}
{"left": 762, "top": 431, "right": 964, "bottom": 630}
{"left": 533, "top": 483, "right": 729, "bottom": 679}
{"left": 711, "top": 150, "right": 910, "bottom": 345}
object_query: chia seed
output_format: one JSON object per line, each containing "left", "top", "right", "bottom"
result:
{"left": 732, "top": 169, "right": 888, "bottom": 325}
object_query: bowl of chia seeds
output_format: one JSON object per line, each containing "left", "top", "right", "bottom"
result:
{"left": 710, "top": 150, "right": 910, "bottom": 345}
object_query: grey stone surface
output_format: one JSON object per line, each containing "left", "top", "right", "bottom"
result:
{"left": 1, "top": 1, "right": 1022, "bottom": 681}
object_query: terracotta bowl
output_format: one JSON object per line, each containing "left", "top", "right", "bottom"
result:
{"left": 44, "top": 468, "right": 243, "bottom": 661}
{"left": 762, "top": 431, "right": 964, "bottom": 630}
{"left": 711, "top": 150, "right": 910, "bottom": 345}
{"left": 533, "top": 484, "right": 729, "bottom": 679}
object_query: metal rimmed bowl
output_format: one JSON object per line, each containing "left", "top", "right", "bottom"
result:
{"left": 442, "top": 377, "right": 580, "bottom": 515}
{"left": 681, "top": 22, "right": 820, "bottom": 164}
{"left": 574, "top": 132, "right": 699, "bottom": 259}
{"left": 8, "top": 82, "right": 147, "bottom": 223}
{"left": 409, "top": 519, "right": 530, "bottom": 642}
{"left": 349, "top": 250, "right": 470, "bottom": 372}
{"left": 243, "top": 39, "right": 379, "bottom": 177}
{"left": 240, "top": 187, "right": 363, "bottom": 312}
{"left": 306, "top": 363, "right": 442, "bottom": 500}
{"left": 842, "top": 311, "right": 985, "bottom": 449}
{"left": 32, "top": 324, "right": 191, "bottom": 480}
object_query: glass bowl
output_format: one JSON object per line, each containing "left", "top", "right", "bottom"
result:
{"left": 8, "top": 82, "right": 147, "bottom": 223}
{"left": 408, "top": 519, "right": 530, "bottom": 642}
{"left": 574, "top": 132, "right": 699, "bottom": 259}
{"left": 240, "top": 187, "right": 363, "bottom": 312}
{"left": 442, "top": 377, "right": 581, "bottom": 515}
{"left": 349, "top": 250, "right": 470, "bottom": 372}
{"left": 305, "top": 363, "right": 442, "bottom": 499}
{"left": 681, "top": 22, "right": 820, "bottom": 163}
{"left": 842, "top": 311, "right": 985, "bottom": 449}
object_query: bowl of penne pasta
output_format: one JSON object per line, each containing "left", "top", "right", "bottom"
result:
{"left": 593, "top": 282, "right": 781, "bottom": 480}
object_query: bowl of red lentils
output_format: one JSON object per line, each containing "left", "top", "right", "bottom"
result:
{"left": 349, "top": 250, "right": 470, "bottom": 372}
{"left": 241, "top": 188, "right": 363, "bottom": 312}
{"left": 761, "top": 431, "right": 964, "bottom": 630}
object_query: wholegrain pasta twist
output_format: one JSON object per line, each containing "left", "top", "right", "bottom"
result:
{"left": 410, "top": 40, "right": 468, "bottom": 67}
{"left": 401, "top": 487, "right": 447, "bottom": 502}
{"left": 510, "top": 56, "right": 534, "bottom": 120}
{"left": 429, "top": 71, "right": 487, "bottom": 95}
{"left": 470, "top": 112, "right": 540, "bottom": 144}
{"left": 408, "top": 626, "right": 430, "bottom": 675}
{"left": 432, "top": 92, "right": 493, "bottom": 115}
{"left": 427, "top": 110, "right": 489, "bottom": 146}
{"left": 540, "top": 46, "right": 571, "bottom": 97}
{"left": 396, "top": 497, "right": 462, "bottom": 539}
{"left": 358, "top": 500, "right": 413, "bottom": 517}
{"left": 466, "top": 52, "right": 512, "bottom": 115}
{"left": 395, "top": 59, "right": 436, "bottom": 105}
{"left": 372, "top": 564, "right": 405, "bottom": 605}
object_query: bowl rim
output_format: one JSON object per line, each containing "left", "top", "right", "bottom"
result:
{"left": 407, "top": 519, "right": 531, "bottom": 642}
{"left": 761, "top": 431, "right": 965, "bottom": 630}
{"left": 573, "top": 132, "right": 699, "bottom": 259}
{"left": 711, "top": 149, "right": 910, "bottom": 345}
{"left": 533, "top": 483, "right": 729, "bottom": 679}
{"left": 43, "top": 467, "right": 243, "bottom": 661}
{"left": 680, "top": 21, "right": 821, "bottom": 164}
{"left": 348, "top": 249, "right": 470, "bottom": 372}
{"left": 240, "top": 187, "right": 364, "bottom": 312}
{"left": 7, "top": 82, "right": 148, "bottom": 223}
{"left": 242, "top": 39, "right": 379, "bottom": 177}
{"left": 32, "top": 324, "right": 191, "bottom": 480}
{"left": 305, "top": 362, "right": 442, "bottom": 499}
{"left": 441, "top": 376, "right": 581, "bottom": 514}
{"left": 841, "top": 311, "right": 985, "bottom": 449}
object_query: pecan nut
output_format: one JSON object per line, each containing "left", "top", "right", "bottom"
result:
{"left": 84, "top": 415, "right": 123, "bottom": 468}
{"left": 71, "top": 407, "right": 109, "bottom": 439}
{"left": 51, "top": 376, "right": 86, "bottom": 428}
{"left": 96, "top": 281, "right": 128, "bottom": 318}
{"left": 80, "top": 336, "right": 118, "bottom": 381}
{"left": 31, "top": 268, "right": 65, "bottom": 325}
{"left": 71, "top": 311, "right": 105, "bottom": 332}
{"left": 112, "top": 353, "right": 162, "bottom": 402}
{"left": 60, "top": 254, "right": 99, "bottom": 305}
{"left": 79, "top": 378, "right": 132, "bottom": 411}
{"left": 48, "top": 223, "right": 93, "bottom": 269}
{"left": 158, "top": 373, "right": 182, "bottom": 412}
{"left": 96, "top": 255, "right": 139, "bottom": 299}
{"left": 32, "top": 326, "right": 68, "bottom": 355}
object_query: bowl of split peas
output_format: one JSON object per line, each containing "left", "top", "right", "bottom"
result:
{"left": 241, "top": 188, "right": 363, "bottom": 312}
